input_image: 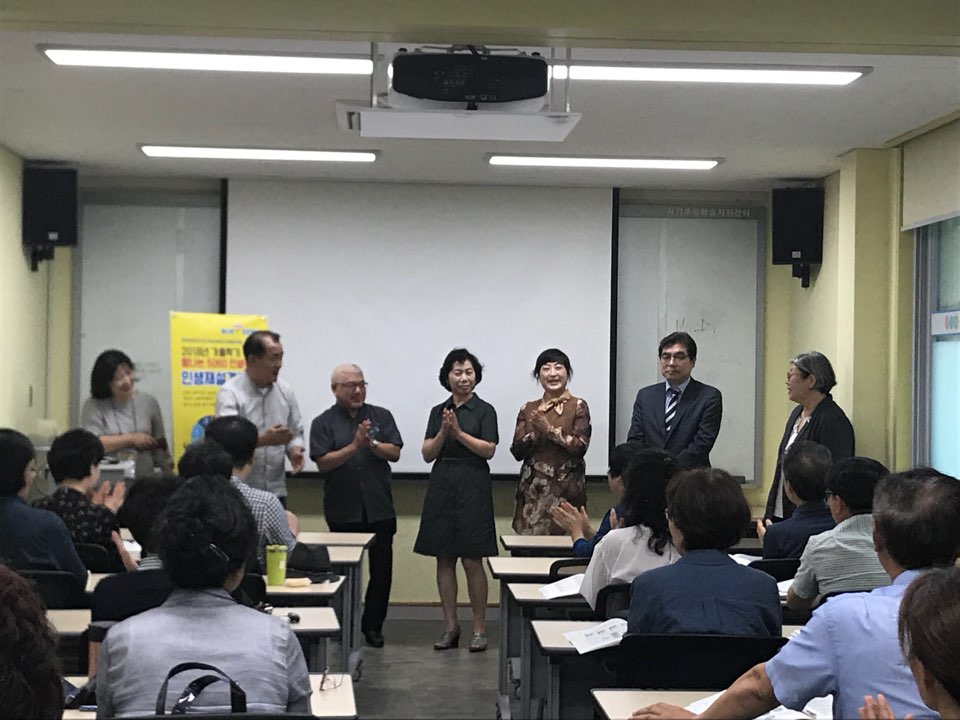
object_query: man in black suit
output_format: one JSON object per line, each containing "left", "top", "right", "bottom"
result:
{"left": 627, "top": 331, "right": 722, "bottom": 468}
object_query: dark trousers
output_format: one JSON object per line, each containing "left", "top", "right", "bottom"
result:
{"left": 327, "top": 516, "right": 396, "bottom": 633}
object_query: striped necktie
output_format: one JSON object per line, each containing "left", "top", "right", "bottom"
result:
{"left": 665, "top": 387, "right": 681, "bottom": 434}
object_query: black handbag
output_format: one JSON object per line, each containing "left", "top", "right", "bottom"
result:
{"left": 155, "top": 662, "right": 246, "bottom": 714}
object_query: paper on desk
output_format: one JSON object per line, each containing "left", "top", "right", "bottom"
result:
{"left": 562, "top": 618, "right": 627, "bottom": 654}
{"left": 777, "top": 579, "right": 793, "bottom": 599}
{"left": 686, "top": 692, "right": 833, "bottom": 718}
{"left": 538, "top": 573, "right": 584, "bottom": 599}
{"left": 729, "top": 553, "right": 757, "bottom": 566}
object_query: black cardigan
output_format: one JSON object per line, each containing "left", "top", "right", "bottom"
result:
{"left": 764, "top": 395, "right": 855, "bottom": 519}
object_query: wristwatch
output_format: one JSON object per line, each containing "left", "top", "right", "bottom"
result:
{"left": 370, "top": 439, "right": 381, "bottom": 448}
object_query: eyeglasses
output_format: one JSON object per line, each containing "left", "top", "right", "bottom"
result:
{"left": 660, "top": 352, "right": 689, "bottom": 362}
{"left": 338, "top": 381, "right": 368, "bottom": 391}
{"left": 319, "top": 667, "right": 343, "bottom": 692}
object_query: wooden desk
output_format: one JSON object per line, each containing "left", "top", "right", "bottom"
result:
{"left": 592, "top": 690, "right": 711, "bottom": 719}
{"left": 49, "top": 606, "right": 341, "bottom": 672}
{"left": 501, "top": 534, "right": 574, "bottom": 557}
{"left": 298, "top": 531, "right": 375, "bottom": 548}
{"left": 63, "top": 672, "right": 357, "bottom": 719}
{"left": 487, "top": 556, "right": 573, "bottom": 718}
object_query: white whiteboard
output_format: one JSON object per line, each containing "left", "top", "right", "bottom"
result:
{"left": 226, "top": 180, "right": 613, "bottom": 475}
{"left": 616, "top": 213, "right": 762, "bottom": 484}
{"left": 77, "top": 204, "right": 221, "bottom": 434}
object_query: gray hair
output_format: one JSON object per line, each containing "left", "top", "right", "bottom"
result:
{"left": 791, "top": 351, "right": 837, "bottom": 394}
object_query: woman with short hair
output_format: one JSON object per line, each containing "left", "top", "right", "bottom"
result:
{"left": 414, "top": 348, "right": 499, "bottom": 652}
{"left": 81, "top": 349, "right": 173, "bottom": 478}
{"left": 96, "top": 476, "right": 311, "bottom": 716}
{"left": 510, "top": 348, "right": 591, "bottom": 535}
{"left": 628, "top": 468, "right": 781, "bottom": 637}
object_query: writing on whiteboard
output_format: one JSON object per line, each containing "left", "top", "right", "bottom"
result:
{"left": 672, "top": 317, "right": 717, "bottom": 334}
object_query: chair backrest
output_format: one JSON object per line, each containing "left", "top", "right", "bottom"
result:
{"left": 617, "top": 633, "right": 788, "bottom": 689}
{"left": 230, "top": 573, "right": 267, "bottom": 607}
{"left": 747, "top": 558, "right": 801, "bottom": 582}
{"left": 548, "top": 557, "right": 589, "bottom": 581}
{"left": 594, "top": 584, "right": 631, "bottom": 619}
{"left": 819, "top": 589, "right": 859, "bottom": 604}
{"left": 76, "top": 542, "right": 126, "bottom": 573}
{"left": 123, "top": 715, "right": 318, "bottom": 719}
{"left": 19, "top": 570, "right": 89, "bottom": 609}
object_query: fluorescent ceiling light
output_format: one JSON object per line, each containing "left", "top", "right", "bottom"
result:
{"left": 141, "top": 146, "right": 376, "bottom": 162}
{"left": 44, "top": 48, "right": 372, "bottom": 75}
{"left": 551, "top": 65, "right": 863, "bottom": 85}
{"left": 489, "top": 156, "right": 718, "bottom": 170}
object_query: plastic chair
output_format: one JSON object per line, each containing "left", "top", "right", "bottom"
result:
{"left": 617, "top": 633, "right": 788, "bottom": 689}
{"left": 19, "top": 570, "right": 88, "bottom": 609}
{"left": 76, "top": 542, "right": 126, "bottom": 573}
{"left": 748, "top": 558, "right": 801, "bottom": 582}
{"left": 594, "top": 584, "right": 631, "bottom": 619}
{"left": 548, "top": 557, "right": 589, "bottom": 581}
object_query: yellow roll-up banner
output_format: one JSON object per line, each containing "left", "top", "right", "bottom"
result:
{"left": 169, "top": 311, "right": 268, "bottom": 463}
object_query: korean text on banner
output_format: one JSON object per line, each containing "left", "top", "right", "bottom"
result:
{"left": 169, "top": 312, "right": 268, "bottom": 463}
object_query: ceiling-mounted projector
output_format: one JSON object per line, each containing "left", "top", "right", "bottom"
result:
{"left": 336, "top": 45, "right": 581, "bottom": 141}
{"left": 391, "top": 47, "right": 548, "bottom": 108}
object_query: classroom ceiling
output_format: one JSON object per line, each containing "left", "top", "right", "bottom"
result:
{"left": 0, "top": 30, "right": 958, "bottom": 191}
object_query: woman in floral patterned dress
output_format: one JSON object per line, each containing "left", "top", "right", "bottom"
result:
{"left": 510, "top": 348, "right": 591, "bottom": 535}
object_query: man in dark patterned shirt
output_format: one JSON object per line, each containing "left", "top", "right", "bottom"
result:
{"left": 33, "top": 428, "right": 130, "bottom": 571}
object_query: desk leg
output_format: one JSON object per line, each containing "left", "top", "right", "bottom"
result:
{"left": 546, "top": 658, "right": 560, "bottom": 720}
{"left": 340, "top": 563, "right": 363, "bottom": 680}
{"left": 309, "top": 639, "right": 328, "bottom": 672}
{"left": 497, "top": 582, "right": 512, "bottom": 719}
{"left": 520, "top": 613, "right": 533, "bottom": 720}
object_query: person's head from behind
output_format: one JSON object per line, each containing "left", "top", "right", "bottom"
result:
{"left": 872, "top": 469, "right": 960, "bottom": 572}
{"left": 619, "top": 449, "right": 680, "bottom": 556}
{"left": 177, "top": 440, "right": 234, "bottom": 481}
{"left": 607, "top": 442, "right": 642, "bottom": 499}
{"left": 242, "top": 330, "right": 283, "bottom": 388}
{"left": 665, "top": 468, "right": 750, "bottom": 553}
{"left": 90, "top": 349, "right": 136, "bottom": 402}
{"left": 204, "top": 416, "right": 258, "bottom": 473}
{"left": 0, "top": 429, "right": 36, "bottom": 498}
{"left": 438, "top": 347, "right": 483, "bottom": 395}
{"left": 781, "top": 440, "right": 832, "bottom": 505}
{"left": 824, "top": 456, "right": 889, "bottom": 522}
{"left": 898, "top": 566, "right": 960, "bottom": 715}
{"left": 47, "top": 428, "right": 105, "bottom": 486}
{"left": 118, "top": 475, "right": 181, "bottom": 556}
{"left": 155, "top": 476, "right": 256, "bottom": 591}
{"left": 0, "top": 565, "right": 62, "bottom": 720}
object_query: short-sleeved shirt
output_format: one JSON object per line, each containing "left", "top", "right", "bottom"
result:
{"left": 81, "top": 391, "right": 170, "bottom": 477}
{"left": 229, "top": 476, "right": 296, "bottom": 570}
{"left": 0, "top": 495, "right": 88, "bottom": 583}
{"left": 309, "top": 403, "right": 403, "bottom": 525}
{"left": 791, "top": 513, "right": 890, "bottom": 599}
{"left": 33, "top": 485, "right": 119, "bottom": 547}
{"left": 766, "top": 570, "right": 935, "bottom": 720}
{"left": 424, "top": 394, "right": 499, "bottom": 454}
{"left": 215, "top": 373, "right": 304, "bottom": 497}
{"left": 761, "top": 501, "right": 835, "bottom": 559}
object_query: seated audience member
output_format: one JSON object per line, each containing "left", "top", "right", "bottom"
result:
{"left": 758, "top": 441, "right": 835, "bottom": 559}
{"left": 632, "top": 468, "right": 960, "bottom": 720}
{"left": 551, "top": 442, "right": 640, "bottom": 558}
{"left": 179, "top": 433, "right": 296, "bottom": 572}
{"left": 628, "top": 468, "right": 781, "bottom": 637}
{"left": 580, "top": 449, "right": 680, "bottom": 608}
{"left": 0, "top": 565, "right": 63, "bottom": 720}
{"left": 0, "top": 428, "right": 87, "bottom": 583}
{"left": 786, "top": 456, "right": 891, "bottom": 611}
{"left": 91, "top": 476, "right": 181, "bottom": 622}
{"left": 33, "top": 428, "right": 132, "bottom": 571}
{"left": 861, "top": 564, "right": 960, "bottom": 720}
{"left": 96, "top": 476, "right": 311, "bottom": 716}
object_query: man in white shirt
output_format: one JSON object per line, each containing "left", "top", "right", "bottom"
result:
{"left": 215, "top": 330, "right": 304, "bottom": 505}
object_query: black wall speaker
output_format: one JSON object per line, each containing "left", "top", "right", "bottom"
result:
{"left": 772, "top": 188, "right": 824, "bottom": 265}
{"left": 22, "top": 166, "right": 78, "bottom": 248}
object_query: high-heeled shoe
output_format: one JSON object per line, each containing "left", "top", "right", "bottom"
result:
{"left": 433, "top": 627, "right": 461, "bottom": 650}
{"left": 469, "top": 632, "right": 488, "bottom": 652}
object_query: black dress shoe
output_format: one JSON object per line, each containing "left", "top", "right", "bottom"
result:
{"left": 363, "top": 629, "right": 385, "bottom": 648}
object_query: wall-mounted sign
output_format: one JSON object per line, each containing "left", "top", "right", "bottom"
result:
{"left": 931, "top": 310, "right": 960, "bottom": 336}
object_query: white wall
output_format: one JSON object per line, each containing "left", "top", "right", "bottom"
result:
{"left": 226, "top": 180, "right": 613, "bottom": 475}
